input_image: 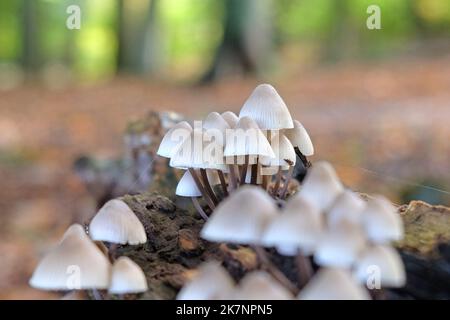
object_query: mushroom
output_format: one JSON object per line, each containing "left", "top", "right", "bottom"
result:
{"left": 281, "top": 120, "right": 314, "bottom": 197}
{"left": 89, "top": 199, "right": 147, "bottom": 246}
{"left": 224, "top": 116, "right": 274, "bottom": 186}
{"left": 203, "top": 111, "right": 230, "bottom": 134}
{"left": 298, "top": 268, "right": 370, "bottom": 300}
{"left": 362, "top": 195, "right": 404, "bottom": 244}
{"left": 177, "top": 261, "right": 235, "bottom": 300}
{"left": 157, "top": 121, "right": 192, "bottom": 158}
{"left": 260, "top": 132, "right": 296, "bottom": 193}
{"left": 314, "top": 222, "right": 366, "bottom": 268}
{"left": 29, "top": 224, "right": 111, "bottom": 296}
{"left": 262, "top": 194, "right": 322, "bottom": 256}
{"left": 176, "top": 170, "right": 209, "bottom": 221}
{"left": 108, "top": 257, "right": 148, "bottom": 296}
{"left": 353, "top": 245, "right": 406, "bottom": 288}
{"left": 239, "top": 84, "right": 293, "bottom": 130}
{"left": 221, "top": 111, "right": 239, "bottom": 128}
{"left": 232, "top": 271, "right": 294, "bottom": 300}
{"left": 296, "top": 161, "right": 344, "bottom": 211}
{"left": 327, "top": 190, "right": 366, "bottom": 228}
{"left": 200, "top": 185, "right": 278, "bottom": 245}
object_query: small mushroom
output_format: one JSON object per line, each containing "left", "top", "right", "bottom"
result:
{"left": 89, "top": 199, "right": 147, "bottom": 245}
{"left": 327, "top": 190, "right": 366, "bottom": 228}
{"left": 157, "top": 121, "right": 192, "bottom": 158}
{"left": 314, "top": 222, "right": 366, "bottom": 268}
{"left": 29, "top": 224, "right": 111, "bottom": 291}
{"left": 221, "top": 111, "right": 239, "bottom": 128}
{"left": 177, "top": 261, "right": 235, "bottom": 300}
{"left": 262, "top": 195, "right": 323, "bottom": 256}
{"left": 203, "top": 111, "right": 230, "bottom": 134}
{"left": 108, "top": 257, "right": 148, "bottom": 295}
{"left": 232, "top": 271, "right": 294, "bottom": 300}
{"left": 284, "top": 120, "right": 314, "bottom": 157}
{"left": 362, "top": 195, "right": 404, "bottom": 243}
{"left": 201, "top": 185, "right": 278, "bottom": 245}
{"left": 239, "top": 84, "right": 294, "bottom": 130}
{"left": 298, "top": 268, "right": 370, "bottom": 300}
{"left": 176, "top": 171, "right": 209, "bottom": 221}
{"left": 353, "top": 245, "right": 406, "bottom": 288}
{"left": 297, "top": 161, "right": 344, "bottom": 211}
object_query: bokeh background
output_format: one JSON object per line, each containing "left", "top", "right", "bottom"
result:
{"left": 0, "top": 0, "right": 449, "bottom": 299}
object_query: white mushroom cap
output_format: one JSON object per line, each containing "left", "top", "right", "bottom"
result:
{"left": 362, "top": 195, "right": 404, "bottom": 244}
{"left": 233, "top": 271, "right": 294, "bottom": 300}
{"left": 177, "top": 261, "right": 235, "bottom": 300}
{"left": 224, "top": 116, "right": 275, "bottom": 164}
{"left": 201, "top": 185, "right": 279, "bottom": 245}
{"left": 262, "top": 195, "right": 323, "bottom": 255}
{"left": 284, "top": 120, "right": 314, "bottom": 156}
{"left": 221, "top": 111, "right": 239, "bottom": 128}
{"left": 108, "top": 257, "right": 148, "bottom": 294}
{"left": 89, "top": 199, "right": 147, "bottom": 245}
{"left": 298, "top": 268, "right": 370, "bottom": 300}
{"left": 327, "top": 190, "right": 366, "bottom": 228}
{"left": 157, "top": 121, "right": 192, "bottom": 158}
{"left": 170, "top": 130, "right": 227, "bottom": 171}
{"left": 176, "top": 171, "right": 202, "bottom": 197}
{"left": 297, "top": 161, "right": 344, "bottom": 212}
{"left": 353, "top": 245, "right": 406, "bottom": 288}
{"left": 239, "top": 84, "right": 294, "bottom": 130}
{"left": 29, "top": 224, "right": 111, "bottom": 290}
{"left": 314, "top": 223, "right": 366, "bottom": 268}
{"left": 260, "top": 132, "right": 296, "bottom": 167}
{"left": 203, "top": 112, "right": 230, "bottom": 135}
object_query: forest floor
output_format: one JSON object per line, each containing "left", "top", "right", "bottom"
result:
{"left": 0, "top": 55, "right": 449, "bottom": 299}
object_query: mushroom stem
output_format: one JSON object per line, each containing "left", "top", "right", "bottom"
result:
{"left": 296, "top": 253, "right": 313, "bottom": 289}
{"left": 279, "top": 166, "right": 294, "bottom": 199}
{"left": 239, "top": 155, "right": 249, "bottom": 184}
{"left": 217, "top": 170, "right": 229, "bottom": 197}
{"left": 91, "top": 289, "right": 103, "bottom": 300}
{"left": 227, "top": 164, "right": 238, "bottom": 190}
{"left": 253, "top": 246, "right": 298, "bottom": 294}
{"left": 109, "top": 243, "right": 118, "bottom": 262}
{"left": 295, "top": 147, "right": 311, "bottom": 168}
{"left": 188, "top": 168, "right": 215, "bottom": 210}
{"left": 273, "top": 166, "right": 282, "bottom": 195}
{"left": 369, "top": 289, "right": 386, "bottom": 300}
{"left": 191, "top": 197, "right": 209, "bottom": 221}
{"left": 250, "top": 163, "right": 258, "bottom": 185}
{"left": 200, "top": 169, "right": 219, "bottom": 205}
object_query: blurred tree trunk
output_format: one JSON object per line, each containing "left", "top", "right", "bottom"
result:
{"left": 201, "top": 0, "right": 274, "bottom": 83}
{"left": 117, "top": 0, "right": 160, "bottom": 75}
{"left": 22, "top": 0, "right": 39, "bottom": 79}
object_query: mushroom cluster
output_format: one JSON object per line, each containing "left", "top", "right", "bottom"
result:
{"left": 29, "top": 199, "right": 149, "bottom": 299}
{"left": 185, "top": 161, "right": 406, "bottom": 299}
{"left": 157, "top": 84, "right": 314, "bottom": 219}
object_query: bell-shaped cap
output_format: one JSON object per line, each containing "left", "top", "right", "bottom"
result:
{"left": 233, "top": 271, "right": 294, "bottom": 300}
{"left": 176, "top": 171, "right": 201, "bottom": 197}
{"left": 157, "top": 121, "right": 192, "bottom": 158}
{"left": 239, "top": 84, "right": 293, "bottom": 130}
{"left": 362, "top": 196, "right": 403, "bottom": 244}
{"left": 170, "top": 130, "right": 227, "bottom": 171}
{"left": 224, "top": 116, "right": 275, "bottom": 164}
{"left": 203, "top": 112, "right": 230, "bottom": 135}
{"left": 262, "top": 195, "right": 323, "bottom": 255}
{"left": 260, "top": 132, "right": 296, "bottom": 167}
{"left": 353, "top": 245, "right": 406, "bottom": 288}
{"left": 89, "top": 199, "right": 147, "bottom": 245}
{"left": 108, "top": 257, "right": 148, "bottom": 294}
{"left": 201, "top": 185, "right": 279, "bottom": 245}
{"left": 298, "top": 268, "right": 370, "bottom": 300}
{"left": 297, "top": 161, "right": 344, "bottom": 212}
{"left": 177, "top": 261, "right": 235, "bottom": 300}
{"left": 29, "top": 224, "right": 111, "bottom": 290}
{"left": 314, "top": 223, "right": 366, "bottom": 268}
{"left": 284, "top": 120, "right": 314, "bottom": 156}
{"left": 327, "top": 190, "right": 366, "bottom": 228}
{"left": 221, "top": 111, "right": 239, "bottom": 128}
